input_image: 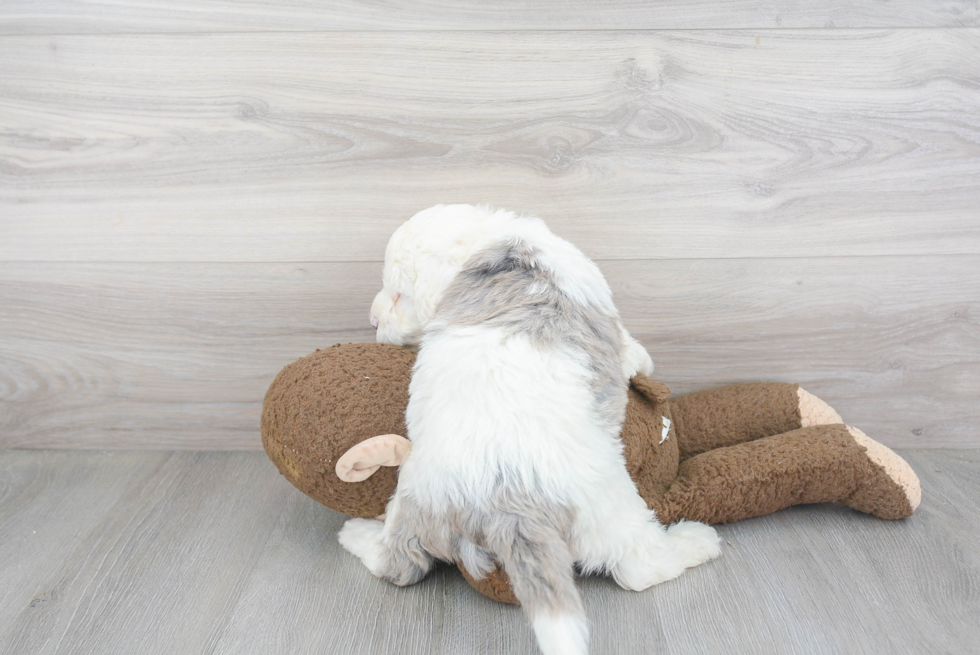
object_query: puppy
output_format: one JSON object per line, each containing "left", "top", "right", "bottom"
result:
{"left": 340, "top": 205, "right": 720, "bottom": 655}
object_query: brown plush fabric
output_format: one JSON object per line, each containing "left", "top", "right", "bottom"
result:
{"left": 651, "top": 424, "right": 867, "bottom": 525}
{"left": 458, "top": 562, "right": 520, "bottom": 605}
{"left": 669, "top": 382, "right": 802, "bottom": 461}
{"left": 261, "top": 343, "right": 415, "bottom": 519}
{"left": 843, "top": 457, "right": 915, "bottom": 520}
{"left": 620, "top": 374, "right": 678, "bottom": 508}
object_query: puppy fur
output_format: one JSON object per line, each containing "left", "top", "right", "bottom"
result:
{"left": 341, "top": 205, "right": 720, "bottom": 655}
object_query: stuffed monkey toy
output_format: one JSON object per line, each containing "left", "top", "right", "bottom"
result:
{"left": 262, "top": 343, "right": 920, "bottom": 604}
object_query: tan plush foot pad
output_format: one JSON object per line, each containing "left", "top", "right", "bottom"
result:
{"left": 797, "top": 387, "right": 843, "bottom": 427}
{"left": 844, "top": 426, "right": 921, "bottom": 518}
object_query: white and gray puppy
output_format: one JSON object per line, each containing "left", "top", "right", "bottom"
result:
{"left": 340, "top": 204, "right": 720, "bottom": 655}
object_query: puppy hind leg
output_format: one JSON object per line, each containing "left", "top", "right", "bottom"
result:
{"left": 338, "top": 507, "right": 435, "bottom": 587}
{"left": 601, "top": 510, "right": 720, "bottom": 592}
{"left": 665, "top": 520, "right": 723, "bottom": 568}
{"left": 338, "top": 517, "right": 386, "bottom": 575}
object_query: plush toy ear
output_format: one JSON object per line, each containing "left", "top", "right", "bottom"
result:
{"left": 336, "top": 434, "right": 411, "bottom": 482}
{"left": 631, "top": 373, "right": 671, "bottom": 405}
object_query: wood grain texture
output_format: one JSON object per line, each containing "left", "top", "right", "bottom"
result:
{"left": 211, "top": 491, "right": 448, "bottom": 655}
{"left": 2, "top": 30, "right": 979, "bottom": 262}
{"left": 0, "top": 452, "right": 292, "bottom": 655}
{"left": 1, "top": 256, "right": 976, "bottom": 449}
{"left": 0, "top": 451, "right": 171, "bottom": 633}
{"left": 1, "top": 0, "right": 978, "bottom": 33}
{"left": 0, "top": 262, "right": 378, "bottom": 449}
{"left": 0, "top": 450, "right": 977, "bottom": 654}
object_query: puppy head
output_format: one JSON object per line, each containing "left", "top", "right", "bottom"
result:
{"left": 370, "top": 204, "right": 503, "bottom": 347}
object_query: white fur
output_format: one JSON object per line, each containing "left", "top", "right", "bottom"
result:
{"left": 533, "top": 613, "right": 590, "bottom": 655}
{"left": 337, "top": 518, "right": 385, "bottom": 576}
{"left": 370, "top": 204, "right": 655, "bottom": 380}
{"left": 357, "top": 205, "right": 718, "bottom": 655}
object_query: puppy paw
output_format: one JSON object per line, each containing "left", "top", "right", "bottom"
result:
{"left": 612, "top": 546, "right": 685, "bottom": 591}
{"left": 338, "top": 518, "right": 385, "bottom": 576}
{"left": 667, "top": 520, "right": 722, "bottom": 568}
{"left": 611, "top": 523, "right": 692, "bottom": 591}
{"left": 619, "top": 330, "right": 654, "bottom": 378}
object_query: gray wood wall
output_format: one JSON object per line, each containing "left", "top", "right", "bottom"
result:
{"left": 1, "top": 2, "right": 978, "bottom": 449}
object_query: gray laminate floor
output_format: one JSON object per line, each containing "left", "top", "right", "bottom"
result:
{"left": 0, "top": 449, "right": 977, "bottom": 654}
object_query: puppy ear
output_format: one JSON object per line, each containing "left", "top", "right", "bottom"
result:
{"left": 336, "top": 434, "right": 411, "bottom": 482}
{"left": 412, "top": 253, "right": 462, "bottom": 324}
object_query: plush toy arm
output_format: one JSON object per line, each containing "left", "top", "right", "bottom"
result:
{"left": 336, "top": 434, "right": 411, "bottom": 482}
{"left": 650, "top": 424, "right": 920, "bottom": 525}
{"left": 630, "top": 373, "right": 671, "bottom": 404}
{"left": 669, "top": 383, "right": 843, "bottom": 461}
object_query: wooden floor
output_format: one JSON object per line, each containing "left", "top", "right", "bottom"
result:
{"left": 0, "top": 449, "right": 976, "bottom": 654}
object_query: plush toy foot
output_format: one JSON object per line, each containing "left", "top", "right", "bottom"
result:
{"left": 797, "top": 387, "right": 843, "bottom": 426}
{"left": 652, "top": 424, "right": 922, "bottom": 526}
{"left": 842, "top": 427, "right": 921, "bottom": 519}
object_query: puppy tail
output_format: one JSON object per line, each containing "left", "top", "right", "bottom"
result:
{"left": 489, "top": 517, "right": 589, "bottom": 655}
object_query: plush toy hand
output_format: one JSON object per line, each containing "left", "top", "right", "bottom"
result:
{"left": 336, "top": 434, "right": 411, "bottom": 482}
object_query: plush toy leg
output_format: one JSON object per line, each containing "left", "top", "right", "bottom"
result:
{"left": 670, "top": 383, "right": 843, "bottom": 461}
{"left": 651, "top": 424, "right": 921, "bottom": 525}
{"left": 843, "top": 426, "right": 922, "bottom": 518}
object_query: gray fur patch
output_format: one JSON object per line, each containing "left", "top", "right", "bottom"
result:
{"left": 376, "top": 506, "right": 436, "bottom": 587}
{"left": 431, "top": 239, "right": 627, "bottom": 432}
{"left": 380, "top": 490, "right": 583, "bottom": 619}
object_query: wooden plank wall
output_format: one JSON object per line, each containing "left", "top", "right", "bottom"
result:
{"left": 1, "top": 3, "right": 978, "bottom": 449}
